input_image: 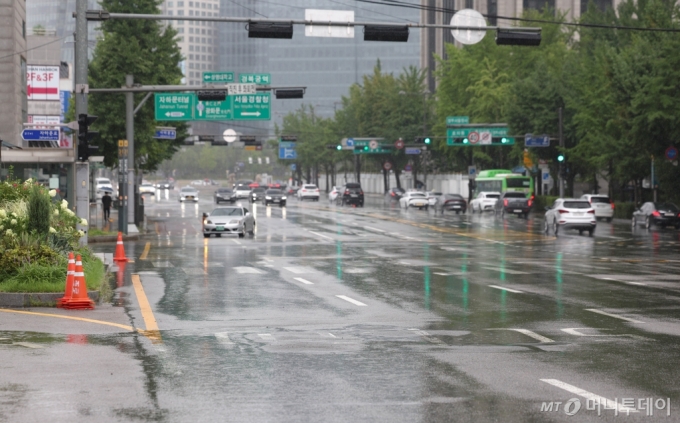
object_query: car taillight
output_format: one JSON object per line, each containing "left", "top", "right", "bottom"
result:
{"left": 528, "top": 199, "right": 533, "bottom": 207}
{"left": 587, "top": 209, "right": 595, "bottom": 214}
{"left": 359, "top": 190, "right": 364, "bottom": 195}
{"left": 558, "top": 209, "right": 569, "bottom": 214}
{"left": 391, "top": 192, "right": 395, "bottom": 196}
{"left": 345, "top": 190, "right": 350, "bottom": 195}
{"left": 503, "top": 199, "right": 508, "bottom": 207}
{"left": 611, "top": 203, "right": 615, "bottom": 209}
{"left": 652, "top": 211, "right": 661, "bottom": 217}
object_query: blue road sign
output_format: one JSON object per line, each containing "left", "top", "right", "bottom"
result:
{"left": 279, "top": 141, "right": 296, "bottom": 149}
{"left": 346, "top": 138, "right": 355, "bottom": 147}
{"left": 21, "top": 129, "right": 60, "bottom": 141}
{"left": 665, "top": 146, "right": 678, "bottom": 161}
{"left": 525, "top": 134, "right": 550, "bottom": 147}
{"left": 154, "top": 128, "right": 176, "bottom": 140}
{"left": 279, "top": 147, "right": 297, "bottom": 159}
{"left": 291, "top": 164, "right": 296, "bottom": 171}
{"left": 543, "top": 171, "right": 550, "bottom": 181}
{"left": 405, "top": 148, "right": 421, "bottom": 155}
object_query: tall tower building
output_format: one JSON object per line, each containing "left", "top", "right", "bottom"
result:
{"left": 0, "top": 0, "right": 27, "bottom": 149}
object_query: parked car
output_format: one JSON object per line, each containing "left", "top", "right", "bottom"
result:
{"left": 328, "top": 186, "right": 340, "bottom": 203}
{"left": 632, "top": 202, "right": 680, "bottom": 230}
{"left": 179, "top": 186, "right": 199, "bottom": 202}
{"left": 214, "top": 188, "right": 235, "bottom": 204}
{"left": 399, "top": 191, "right": 430, "bottom": 210}
{"left": 494, "top": 192, "right": 532, "bottom": 218}
{"left": 249, "top": 187, "right": 266, "bottom": 202}
{"left": 544, "top": 198, "right": 596, "bottom": 236}
{"left": 202, "top": 206, "right": 255, "bottom": 238}
{"left": 437, "top": 194, "right": 467, "bottom": 214}
{"left": 581, "top": 194, "right": 614, "bottom": 222}
{"left": 139, "top": 183, "right": 156, "bottom": 195}
{"left": 264, "top": 189, "right": 287, "bottom": 206}
{"left": 425, "top": 191, "right": 442, "bottom": 207}
{"left": 385, "top": 187, "right": 405, "bottom": 202}
{"left": 337, "top": 183, "right": 363, "bottom": 207}
{"left": 156, "top": 180, "right": 174, "bottom": 190}
{"left": 470, "top": 192, "right": 501, "bottom": 213}
{"left": 297, "top": 184, "right": 320, "bottom": 201}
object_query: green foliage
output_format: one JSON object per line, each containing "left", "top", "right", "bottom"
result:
{"left": 533, "top": 195, "right": 560, "bottom": 212}
{"left": 27, "top": 185, "right": 51, "bottom": 237}
{"left": 0, "top": 244, "right": 66, "bottom": 277}
{"left": 89, "top": 0, "right": 188, "bottom": 173}
{"left": 614, "top": 202, "right": 636, "bottom": 219}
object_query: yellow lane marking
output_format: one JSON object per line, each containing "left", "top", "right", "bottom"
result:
{"left": 139, "top": 242, "right": 151, "bottom": 260}
{"left": 131, "top": 274, "right": 162, "bottom": 343}
{"left": 155, "top": 222, "right": 160, "bottom": 235}
{"left": 0, "top": 308, "right": 135, "bottom": 332}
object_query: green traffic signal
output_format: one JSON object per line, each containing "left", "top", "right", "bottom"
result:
{"left": 424, "top": 137, "right": 431, "bottom": 145}
{"left": 463, "top": 138, "right": 469, "bottom": 144}
{"left": 557, "top": 154, "right": 565, "bottom": 162}
{"left": 363, "top": 145, "right": 369, "bottom": 151}
{"left": 336, "top": 145, "right": 342, "bottom": 151}
{"left": 501, "top": 137, "right": 508, "bottom": 144}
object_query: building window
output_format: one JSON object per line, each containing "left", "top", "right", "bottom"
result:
{"left": 189, "top": 27, "right": 194, "bottom": 34}
{"left": 167, "top": 1, "right": 173, "bottom": 6}
{"left": 581, "top": 0, "right": 612, "bottom": 13}
{"left": 189, "top": 36, "right": 194, "bottom": 42}
{"left": 202, "top": 37, "right": 206, "bottom": 43}
{"left": 523, "top": 0, "right": 555, "bottom": 14}
{"left": 178, "top": 10, "right": 184, "bottom": 15}
{"left": 22, "top": 20, "right": 26, "bottom": 39}
{"left": 487, "top": 0, "right": 497, "bottom": 25}
{"left": 201, "top": 29, "right": 206, "bottom": 34}
{"left": 189, "top": 1, "right": 193, "bottom": 6}
{"left": 167, "top": 10, "right": 173, "bottom": 15}
{"left": 189, "top": 10, "right": 193, "bottom": 15}
{"left": 202, "top": 2, "right": 206, "bottom": 8}
{"left": 178, "top": 1, "right": 184, "bottom": 6}
{"left": 465, "top": 0, "right": 473, "bottom": 8}
{"left": 189, "top": 45, "right": 194, "bottom": 51}
{"left": 178, "top": 27, "right": 184, "bottom": 33}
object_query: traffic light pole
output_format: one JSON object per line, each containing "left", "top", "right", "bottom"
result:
{"left": 126, "top": 75, "right": 135, "bottom": 234}
{"left": 75, "top": 0, "right": 89, "bottom": 245}
{"left": 558, "top": 107, "right": 565, "bottom": 198}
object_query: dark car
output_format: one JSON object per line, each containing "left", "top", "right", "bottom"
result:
{"left": 385, "top": 187, "right": 405, "bottom": 202}
{"left": 287, "top": 186, "right": 300, "bottom": 196}
{"left": 632, "top": 202, "right": 680, "bottom": 230}
{"left": 214, "top": 188, "right": 235, "bottom": 204}
{"left": 494, "top": 192, "right": 532, "bottom": 218}
{"left": 264, "top": 189, "right": 287, "bottom": 206}
{"left": 437, "top": 194, "right": 467, "bottom": 214}
{"left": 250, "top": 187, "right": 266, "bottom": 202}
{"left": 156, "top": 180, "right": 174, "bottom": 190}
{"left": 338, "top": 183, "right": 364, "bottom": 207}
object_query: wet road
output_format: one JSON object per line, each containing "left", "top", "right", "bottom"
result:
{"left": 2, "top": 187, "right": 680, "bottom": 422}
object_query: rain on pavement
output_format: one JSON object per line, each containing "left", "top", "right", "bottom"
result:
{"left": 2, "top": 186, "right": 680, "bottom": 422}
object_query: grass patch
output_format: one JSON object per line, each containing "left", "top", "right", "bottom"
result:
{"left": 0, "top": 253, "right": 106, "bottom": 293}
{"left": 89, "top": 228, "right": 117, "bottom": 237}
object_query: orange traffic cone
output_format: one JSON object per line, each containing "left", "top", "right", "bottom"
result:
{"left": 56, "top": 252, "right": 76, "bottom": 308}
{"left": 116, "top": 261, "right": 126, "bottom": 288}
{"left": 113, "top": 232, "right": 128, "bottom": 262}
{"left": 62, "top": 255, "right": 95, "bottom": 310}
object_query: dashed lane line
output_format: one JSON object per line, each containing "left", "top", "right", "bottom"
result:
{"left": 294, "top": 277, "right": 314, "bottom": 285}
{"left": 586, "top": 308, "right": 644, "bottom": 324}
{"left": 363, "top": 226, "right": 386, "bottom": 233}
{"left": 489, "top": 285, "right": 524, "bottom": 294}
{"left": 139, "top": 242, "right": 151, "bottom": 260}
{"left": 540, "top": 379, "right": 638, "bottom": 413}
{"left": 336, "top": 295, "right": 367, "bottom": 306}
{"left": 309, "top": 230, "right": 333, "bottom": 240}
{"left": 131, "top": 274, "right": 162, "bottom": 343}
{"left": 487, "top": 328, "right": 554, "bottom": 343}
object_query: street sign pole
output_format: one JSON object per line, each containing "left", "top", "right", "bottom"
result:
{"left": 558, "top": 108, "right": 564, "bottom": 198}
{"left": 125, "top": 75, "right": 134, "bottom": 234}
{"left": 118, "top": 140, "right": 128, "bottom": 234}
{"left": 75, "top": 0, "right": 89, "bottom": 245}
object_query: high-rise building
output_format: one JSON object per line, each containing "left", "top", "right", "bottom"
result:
{"left": 0, "top": 0, "right": 27, "bottom": 151}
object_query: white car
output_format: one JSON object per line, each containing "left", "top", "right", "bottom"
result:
{"left": 581, "top": 194, "right": 614, "bottom": 222}
{"left": 544, "top": 198, "right": 596, "bottom": 236}
{"left": 139, "top": 183, "right": 155, "bottom": 195}
{"left": 95, "top": 177, "right": 115, "bottom": 199}
{"left": 328, "top": 186, "right": 339, "bottom": 203}
{"left": 202, "top": 206, "right": 255, "bottom": 238}
{"left": 297, "top": 184, "right": 320, "bottom": 201}
{"left": 470, "top": 192, "right": 501, "bottom": 213}
{"left": 179, "top": 186, "right": 199, "bottom": 202}
{"left": 399, "top": 192, "right": 430, "bottom": 210}
{"left": 424, "top": 191, "right": 441, "bottom": 207}
{"left": 234, "top": 185, "right": 252, "bottom": 199}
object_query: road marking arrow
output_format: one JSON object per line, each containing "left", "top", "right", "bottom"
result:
{"left": 165, "top": 112, "right": 185, "bottom": 117}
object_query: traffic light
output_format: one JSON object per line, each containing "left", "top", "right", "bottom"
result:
{"left": 414, "top": 137, "right": 431, "bottom": 144}
{"left": 336, "top": 145, "right": 342, "bottom": 151}
{"left": 557, "top": 153, "right": 565, "bottom": 162}
{"left": 77, "top": 113, "right": 98, "bottom": 162}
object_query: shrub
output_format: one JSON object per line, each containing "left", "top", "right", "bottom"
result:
{"left": 614, "top": 202, "right": 636, "bottom": 219}
{"left": 533, "top": 195, "right": 559, "bottom": 212}
{"left": 27, "top": 185, "right": 51, "bottom": 237}
{"left": 0, "top": 244, "right": 66, "bottom": 277}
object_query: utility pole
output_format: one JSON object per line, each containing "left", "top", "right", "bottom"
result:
{"left": 558, "top": 107, "right": 564, "bottom": 198}
{"left": 74, "top": 0, "right": 89, "bottom": 245}
{"left": 126, "top": 75, "right": 135, "bottom": 232}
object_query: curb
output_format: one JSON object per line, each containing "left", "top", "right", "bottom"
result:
{"left": 0, "top": 291, "right": 100, "bottom": 308}
{"left": 89, "top": 234, "right": 140, "bottom": 243}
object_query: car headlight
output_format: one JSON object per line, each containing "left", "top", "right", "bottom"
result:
{"left": 229, "top": 219, "right": 240, "bottom": 224}
{"left": 265, "top": 196, "right": 272, "bottom": 200}
{"left": 282, "top": 196, "right": 287, "bottom": 200}
{"left": 206, "top": 220, "right": 212, "bottom": 224}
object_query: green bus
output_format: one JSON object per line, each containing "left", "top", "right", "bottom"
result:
{"left": 474, "top": 169, "right": 534, "bottom": 198}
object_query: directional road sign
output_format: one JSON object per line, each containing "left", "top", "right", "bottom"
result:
{"left": 154, "top": 93, "right": 196, "bottom": 121}
{"left": 154, "top": 128, "right": 176, "bottom": 140}
{"left": 203, "top": 71, "right": 235, "bottom": 83}
{"left": 405, "top": 148, "right": 421, "bottom": 155}
{"left": 446, "top": 116, "right": 469, "bottom": 125}
{"left": 468, "top": 165, "right": 477, "bottom": 178}
{"left": 354, "top": 147, "right": 392, "bottom": 155}
{"left": 525, "top": 133, "right": 550, "bottom": 147}
{"left": 155, "top": 92, "right": 270, "bottom": 121}
{"left": 279, "top": 141, "right": 296, "bottom": 149}
{"left": 346, "top": 138, "right": 355, "bottom": 147}
{"left": 21, "top": 129, "right": 60, "bottom": 141}
{"left": 447, "top": 126, "right": 509, "bottom": 145}
{"left": 239, "top": 73, "right": 271, "bottom": 85}
{"left": 279, "top": 147, "right": 297, "bottom": 159}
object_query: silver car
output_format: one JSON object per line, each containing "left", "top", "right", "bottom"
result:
{"left": 179, "top": 186, "right": 199, "bottom": 202}
{"left": 203, "top": 206, "right": 255, "bottom": 238}
{"left": 544, "top": 198, "right": 596, "bottom": 236}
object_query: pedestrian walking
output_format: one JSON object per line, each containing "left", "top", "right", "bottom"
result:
{"left": 102, "top": 191, "right": 112, "bottom": 221}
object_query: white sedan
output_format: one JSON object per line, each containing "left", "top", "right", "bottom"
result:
{"left": 179, "top": 186, "right": 199, "bottom": 202}
{"left": 470, "top": 192, "right": 501, "bottom": 213}
{"left": 297, "top": 184, "right": 320, "bottom": 201}
{"left": 399, "top": 192, "right": 430, "bottom": 210}
{"left": 328, "top": 186, "right": 339, "bottom": 203}
{"left": 425, "top": 191, "right": 441, "bottom": 207}
{"left": 139, "top": 183, "right": 156, "bottom": 195}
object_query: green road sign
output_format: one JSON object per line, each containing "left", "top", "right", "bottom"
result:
{"left": 238, "top": 73, "right": 271, "bottom": 85}
{"left": 447, "top": 126, "right": 509, "bottom": 145}
{"left": 154, "top": 93, "right": 196, "bottom": 121}
{"left": 202, "top": 71, "right": 235, "bottom": 83}
{"left": 353, "top": 147, "right": 393, "bottom": 154}
{"left": 446, "top": 116, "right": 469, "bottom": 125}
{"left": 155, "top": 92, "right": 271, "bottom": 121}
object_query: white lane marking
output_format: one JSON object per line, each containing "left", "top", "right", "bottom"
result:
{"left": 586, "top": 309, "right": 644, "bottom": 323}
{"left": 258, "top": 334, "right": 275, "bottom": 341}
{"left": 309, "top": 231, "right": 333, "bottom": 240}
{"left": 232, "top": 239, "right": 242, "bottom": 245}
{"left": 262, "top": 257, "right": 274, "bottom": 262}
{"left": 482, "top": 266, "right": 529, "bottom": 275}
{"left": 294, "top": 277, "right": 314, "bottom": 285}
{"left": 336, "top": 295, "right": 367, "bottom": 306}
{"left": 626, "top": 282, "right": 647, "bottom": 286}
{"left": 328, "top": 333, "right": 336, "bottom": 338}
{"left": 489, "top": 285, "right": 523, "bottom": 294}
{"left": 284, "top": 267, "right": 308, "bottom": 274}
{"left": 234, "top": 266, "right": 265, "bottom": 274}
{"left": 363, "top": 226, "right": 385, "bottom": 233}
{"left": 487, "top": 328, "right": 554, "bottom": 343}
{"left": 540, "top": 379, "right": 638, "bottom": 413}
{"left": 12, "top": 342, "right": 44, "bottom": 349}
{"left": 560, "top": 328, "right": 650, "bottom": 340}
{"left": 214, "top": 332, "right": 234, "bottom": 345}
{"left": 434, "top": 272, "right": 461, "bottom": 276}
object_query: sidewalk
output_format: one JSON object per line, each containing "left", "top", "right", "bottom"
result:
{"left": 88, "top": 205, "right": 140, "bottom": 242}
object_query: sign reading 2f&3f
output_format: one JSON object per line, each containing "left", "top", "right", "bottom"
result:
{"left": 27, "top": 65, "right": 60, "bottom": 101}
